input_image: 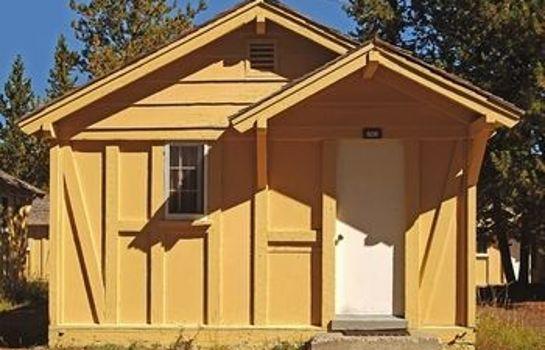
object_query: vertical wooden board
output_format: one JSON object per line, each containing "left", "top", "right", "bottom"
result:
{"left": 119, "top": 146, "right": 149, "bottom": 221}
{"left": 72, "top": 145, "right": 104, "bottom": 251}
{"left": 404, "top": 140, "right": 420, "bottom": 328}
{"left": 253, "top": 128, "right": 269, "bottom": 325}
{"left": 150, "top": 144, "right": 166, "bottom": 325}
{"left": 269, "top": 140, "right": 321, "bottom": 231}
{"left": 118, "top": 234, "right": 148, "bottom": 324}
{"left": 105, "top": 145, "right": 120, "bottom": 324}
{"left": 419, "top": 140, "right": 463, "bottom": 326}
{"left": 221, "top": 140, "right": 253, "bottom": 325}
{"left": 419, "top": 199, "right": 458, "bottom": 325}
{"left": 267, "top": 246, "right": 314, "bottom": 325}
{"left": 62, "top": 197, "right": 96, "bottom": 324}
{"left": 465, "top": 184, "right": 477, "bottom": 327}
{"left": 64, "top": 145, "right": 106, "bottom": 321}
{"left": 321, "top": 141, "right": 336, "bottom": 328}
{"left": 164, "top": 235, "right": 205, "bottom": 324}
{"left": 49, "top": 145, "right": 61, "bottom": 325}
{"left": 206, "top": 141, "right": 223, "bottom": 325}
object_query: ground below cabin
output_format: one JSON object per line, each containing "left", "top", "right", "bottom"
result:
{"left": 2, "top": 303, "right": 545, "bottom": 349}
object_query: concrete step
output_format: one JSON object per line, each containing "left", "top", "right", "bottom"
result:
{"left": 331, "top": 314, "right": 408, "bottom": 331}
{"left": 310, "top": 333, "right": 442, "bottom": 350}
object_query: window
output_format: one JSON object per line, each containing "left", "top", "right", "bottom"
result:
{"left": 166, "top": 144, "right": 207, "bottom": 218}
{"left": 248, "top": 41, "right": 276, "bottom": 72}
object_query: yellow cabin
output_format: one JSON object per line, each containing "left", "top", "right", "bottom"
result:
{"left": 19, "top": 0, "right": 523, "bottom": 347}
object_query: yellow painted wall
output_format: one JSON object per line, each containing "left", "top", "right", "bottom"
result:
{"left": 476, "top": 247, "right": 504, "bottom": 286}
{"left": 48, "top": 20, "right": 339, "bottom": 341}
{"left": 27, "top": 226, "right": 49, "bottom": 280}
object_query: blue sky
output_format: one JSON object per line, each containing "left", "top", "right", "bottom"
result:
{"left": 0, "top": 0, "right": 354, "bottom": 97}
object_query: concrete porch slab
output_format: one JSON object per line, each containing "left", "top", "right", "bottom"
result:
{"left": 310, "top": 333, "right": 441, "bottom": 350}
{"left": 331, "top": 315, "right": 408, "bottom": 332}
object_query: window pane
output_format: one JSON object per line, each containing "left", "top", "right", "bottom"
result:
{"left": 170, "top": 146, "right": 180, "bottom": 167}
{"left": 180, "top": 192, "right": 198, "bottom": 213}
{"left": 181, "top": 146, "right": 198, "bottom": 167}
{"left": 170, "top": 169, "right": 181, "bottom": 191}
{"left": 180, "top": 169, "right": 197, "bottom": 190}
{"left": 168, "top": 191, "right": 180, "bottom": 214}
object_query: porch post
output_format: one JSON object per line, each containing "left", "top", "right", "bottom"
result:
{"left": 253, "top": 125, "right": 269, "bottom": 325}
{"left": 463, "top": 121, "right": 493, "bottom": 327}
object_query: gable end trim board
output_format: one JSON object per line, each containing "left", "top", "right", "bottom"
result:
{"left": 230, "top": 40, "right": 523, "bottom": 132}
{"left": 18, "top": 0, "right": 356, "bottom": 136}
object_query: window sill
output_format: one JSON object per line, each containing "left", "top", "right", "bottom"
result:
{"left": 163, "top": 216, "right": 212, "bottom": 227}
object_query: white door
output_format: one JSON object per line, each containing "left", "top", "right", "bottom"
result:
{"left": 335, "top": 140, "right": 405, "bottom": 317}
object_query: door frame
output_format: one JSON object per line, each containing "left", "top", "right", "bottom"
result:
{"left": 320, "top": 139, "right": 421, "bottom": 328}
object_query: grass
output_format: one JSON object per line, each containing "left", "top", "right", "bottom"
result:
{"left": 477, "top": 304, "right": 545, "bottom": 350}
{"left": 0, "top": 298, "right": 15, "bottom": 313}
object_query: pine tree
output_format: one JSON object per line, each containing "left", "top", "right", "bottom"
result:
{"left": 343, "top": 0, "right": 545, "bottom": 286}
{"left": 0, "top": 56, "right": 49, "bottom": 189}
{"left": 343, "top": 0, "right": 406, "bottom": 43}
{"left": 70, "top": 0, "right": 207, "bottom": 78}
{"left": 46, "top": 35, "right": 79, "bottom": 100}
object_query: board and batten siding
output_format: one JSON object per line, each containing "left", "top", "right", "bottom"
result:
{"left": 48, "top": 19, "right": 339, "bottom": 331}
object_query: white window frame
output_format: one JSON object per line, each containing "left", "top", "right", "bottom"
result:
{"left": 164, "top": 143, "right": 209, "bottom": 220}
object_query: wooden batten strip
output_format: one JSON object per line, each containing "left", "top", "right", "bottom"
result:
{"left": 256, "top": 14, "right": 266, "bottom": 35}
{"left": 104, "top": 145, "right": 120, "bottom": 324}
{"left": 253, "top": 128, "right": 269, "bottom": 325}
{"left": 206, "top": 142, "right": 223, "bottom": 325}
{"left": 49, "top": 145, "right": 62, "bottom": 326}
{"left": 63, "top": 147, "right": 106, "bottom": 322}
{"left": 321, "top": 140, "right": 337, "bottom": 328}
{"left": 150, "top": 144, "right": 166, "bottom": 324}
{"left": 404, "top": 140, "right": 421, "bottom": 328}
{"left": 267, "top": 230, "right": 317, "bottom": 243}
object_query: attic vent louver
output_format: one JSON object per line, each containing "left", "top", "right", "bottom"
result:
{"left": 249, "top": 42, "right": 276, "bottom": 71}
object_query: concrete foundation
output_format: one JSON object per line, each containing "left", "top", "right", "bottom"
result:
{"left": 331, "top": 315, "right": 408, "bottom": 331}
{"left": 310, "top": 333, "right": 441, "bottom": 350}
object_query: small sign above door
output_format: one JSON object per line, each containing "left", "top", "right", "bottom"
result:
{"left": 363, "top": 128, "right": 383, "bottom": 139}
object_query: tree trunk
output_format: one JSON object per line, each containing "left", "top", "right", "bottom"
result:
{"left": 519, "top": 227, "right": 530, "bottom": 286}
{"left": 498, "top": 229, "right": 516, "bottom": 284}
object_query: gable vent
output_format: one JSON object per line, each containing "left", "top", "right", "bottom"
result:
{"left": 249, "top": 42, "right": 276, "bottom": 71}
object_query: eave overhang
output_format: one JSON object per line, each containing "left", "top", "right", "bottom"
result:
{"left": 18, "top": 0, "right": 357, "bottom": 137}
{"left": 230, "top": 39, "right": 524, "bottom": 132}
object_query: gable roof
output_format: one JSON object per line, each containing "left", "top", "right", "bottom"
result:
{"left": 19, "top": 0, "right": 357, "bottom": 136}
{"left": 27, "top": 195, "right": 49, "bottom": 226}
{"left": 231, "top": 38, "right": 525, "bottom": 131}
{"left": 0, "top": 170, "right": 45, "bottom": 198}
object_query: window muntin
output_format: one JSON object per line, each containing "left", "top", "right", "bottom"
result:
{"left": 166, "top": 144, "right": 206, "bottom": 218}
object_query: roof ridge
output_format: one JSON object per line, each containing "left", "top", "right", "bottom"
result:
{"left": 0, "top": 169, "right": 45, "bottom": 196}
{"left": 230, "top": 38, "right": 524, "bottom": 129}
{"left": 19, "top": 0, "right": 357, "bottom": 127}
